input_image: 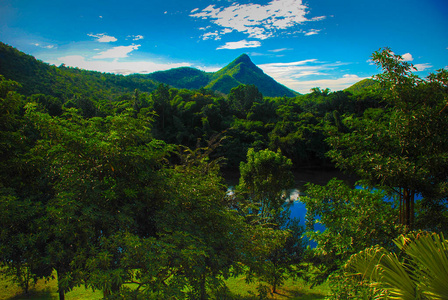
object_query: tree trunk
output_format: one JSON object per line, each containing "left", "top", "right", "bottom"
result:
{"left": 199, "top": 273, "right": 207, "bottom": 300}
{"left": 405, "top": 188, "right": 410, "bottom": 227}
{"left": 58, "top": 289, "right": 65, "bottom": 300}
{"left": 410, "top": 190, "right": 415, "bottom": 227}
{"left": 401, "top": 188, "right": 415, "bottom": 230}
{"left": 56, "top": 268, "right": 66, "bottom": 300}
{"left": 399, "top": 189, "right": 403, "bottom": 224}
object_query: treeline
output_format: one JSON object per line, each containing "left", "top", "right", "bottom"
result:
{"left": 5, "top": 79, "right": 384, "bottom": 169}
{"left": 1, "top": 47, "right": 448, "bottom": 299}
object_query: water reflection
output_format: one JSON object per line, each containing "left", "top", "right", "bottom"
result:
{"left": 225, "top": 167, "right": 357, "bottom": 228}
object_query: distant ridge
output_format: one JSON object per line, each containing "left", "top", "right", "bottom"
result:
{"left": 207, "top": 54, "right": 298, "bottom": 97}
{"left": 135, "top": 53, "right": 298, "bottom": 97}
{"left": 344, "top": 78, "right": 379, "bottom": 94}
{"left": 0, "top": 42, "right": 297, "bottom": 97}
{"left": 0, "top": 42, "right": 159, "bottom": 98}
{"left": 139, "top": 67, "right": 210, "bottom": 90}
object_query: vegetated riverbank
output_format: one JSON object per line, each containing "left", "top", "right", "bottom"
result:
{"left": 223, "top": 166, "right": 358, "bottom": 193}
{"left": 223, "top": 166, "right": 358, "bottom": 229}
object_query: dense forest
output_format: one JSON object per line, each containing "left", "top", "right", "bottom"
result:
{"left": 1, "top": 43, "right": 447, "bottom": 299}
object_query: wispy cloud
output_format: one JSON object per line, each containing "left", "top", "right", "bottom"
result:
{"left": 129, "top": 35, "right": 144, "bottom": 41}
{"left": 269, "top": 48, "right": 293, "bottom": 53}
{"left": 53, "top": 55, "right": 192, "bottom": 75}
{"left": 258, "top": 59, "right": 362, "bottom": 93}
{"left": 304, "top": 29, "right": 321, "bottom": 36}
{"left": 217, "top": 40, "right": 261, "bottom": 50}
{"left": 414, "top": 63, "right": 432, "bottom": 71}
{"left": 286, "top": 74, "right": 368, "bottom": 94}
{"left": 32, "top": 43, "right": 56, "bottom": 49}
{"left": 88, "top": 33, "right": 117, "bottom": 43}
{"left": 202, "top": 31, "right": 221, "bottom": 40}
{"left": 259, "top": 59, "right": 344, "bottom": 77}
{"left": 190, "top": 0, "right": 325, "bottom": 40}
{"left": 92, "top": 44, "right": 140, "bottom": 59}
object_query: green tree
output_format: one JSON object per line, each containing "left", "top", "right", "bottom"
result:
{"left": 0, "top": 76, "right": 52, "bottom": 294}
{"left": 236, "top": 148, "right": 306, "bottom": 293}
{"left": 237, "top": 148, "right": 294, "bottom": 223}
{"left": 246, "top": 215, "right": 306, "bottom": 294}
{"left": 326, "top": 48, "right": 448, "bottom": 228}
{"left": 24, "top": 105, "right": 170, "bottom": 299}
{"left": 301, "top": 179, "right": 402, "bottom": 286}
{"left": 155, "top": 143, "right": 249, "bottom": 299}
{"left": 228, "top": 84, "right": 263, "bottom": 119}
{"left": 84, "top": 137, "right": 252, "bottom": 299}
{"left": 151, "top": 83, "right": 171, "bottom": 131}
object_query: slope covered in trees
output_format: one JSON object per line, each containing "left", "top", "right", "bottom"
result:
{"left": 132, "top": 53, "right": 298, "bottom": 97}
{"left": 343, "top": 78, "right": 379, "bottom": 94}
{"left": 0, "top": 42, "right": 159, "bottom": 100}
{"left": 0, "top": 43, "right": 297, "bottom": 98}
{"left": 206, "top": 54, "right": 297, "bottom": 97}
{"left": 132, "top": 67, "right": 211, "bottom": 90}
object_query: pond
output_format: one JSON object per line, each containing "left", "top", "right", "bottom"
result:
{"left": 224, "top": 167, "right": 358, "bottom": 226}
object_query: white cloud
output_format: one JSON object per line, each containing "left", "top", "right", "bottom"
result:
{"left": 269, "top": 48, "right": 292, "bottom": 53}
{"left": 304, "top": 29, "right": 321, "bottom": 36}
{"left": 402, "top": 53, "right": 413, "bottom": 61}
{"left": 190, "top": 0, "right": 325, "bottom": 40}
{"left": 366, "top": 58, "right": 375, "bottom": 65}
{"left": 310, "top": 16, "right": 326, "bottom": 22}
{"left": 125, "top": 35, "right": 145, "bottom": 41}
{"left": 93, "top": 44, "right": 140, "bottom": 59}
{"left": 88, "top": 33, "right": 117, "bottom": 43}
{"left": 54, "top": 55, "right": 192, "bottom": 75}
{"left": 217, "top": 40, "right": 261, "bottom": 50}
{"left": 258, "top": 59, "right": 360, "bottom": 93}
{"left": 132, "top": 35, "right": 144, "bottom": 41}
{"left": 414, "top": 63, "right": 432, "bottom": 71}
{"left": 202, "top": 31, "right": 221, "bottom": 40}
{"left": 32, "top": 43, "right": 55, "bottom": 49}
{"left": 285, "top": 74, "right": 368, "bottom": 94}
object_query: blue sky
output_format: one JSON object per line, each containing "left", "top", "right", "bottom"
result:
{"left": 1, "top": 0, "right": 447, "bottom": 93}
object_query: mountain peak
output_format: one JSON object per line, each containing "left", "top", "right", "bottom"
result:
{"left": 233, "top": 53, "right": 252, "bottom": 65}
{"left": 206, "top": 53, "right": 297, "bottom": 97}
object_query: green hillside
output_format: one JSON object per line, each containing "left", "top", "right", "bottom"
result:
{"left": 0, "top": 43, "right": 297, "bottom": 98}
{"left": 134, "top": 67, "right": 211, "bottom": 89}
{"left": 206, "top": 74, "right": 241, "bottom": 94}
{"left": 131, "top": 53, "right": 298, "bottom": 97}
{"left": 207, "top": 54, "right": 298, "bottom": 97}
{"left": 0, "top": 42, "right": 159, "bottom": 99}
{"left": 344, "top": 78, "right": 379, "bottom": 94}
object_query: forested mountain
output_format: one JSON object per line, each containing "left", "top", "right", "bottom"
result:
{"left": 0, "top": 42, "right": 159, "bottom": 99}
{"left": 343, "top": 78, "right": 379, "bottom": 94}
{"left": 132, "top": 54, "right": 298, "bottom": 97}
{"left": 206, "top": 54, "right": 297, "bottom": 97}
{"left": 0, "top": 42, "right": 297, "bottom": 98}
{"left": 131, "top": 67, "right": 211, "bottom": 90}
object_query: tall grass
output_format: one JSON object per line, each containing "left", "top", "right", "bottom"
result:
{"left": 1, "top": 273, "right": 329, "bottom": 299}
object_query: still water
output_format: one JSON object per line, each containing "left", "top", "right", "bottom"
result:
{"left": 224, "top": 167, "right": 358, "bottom": 226}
